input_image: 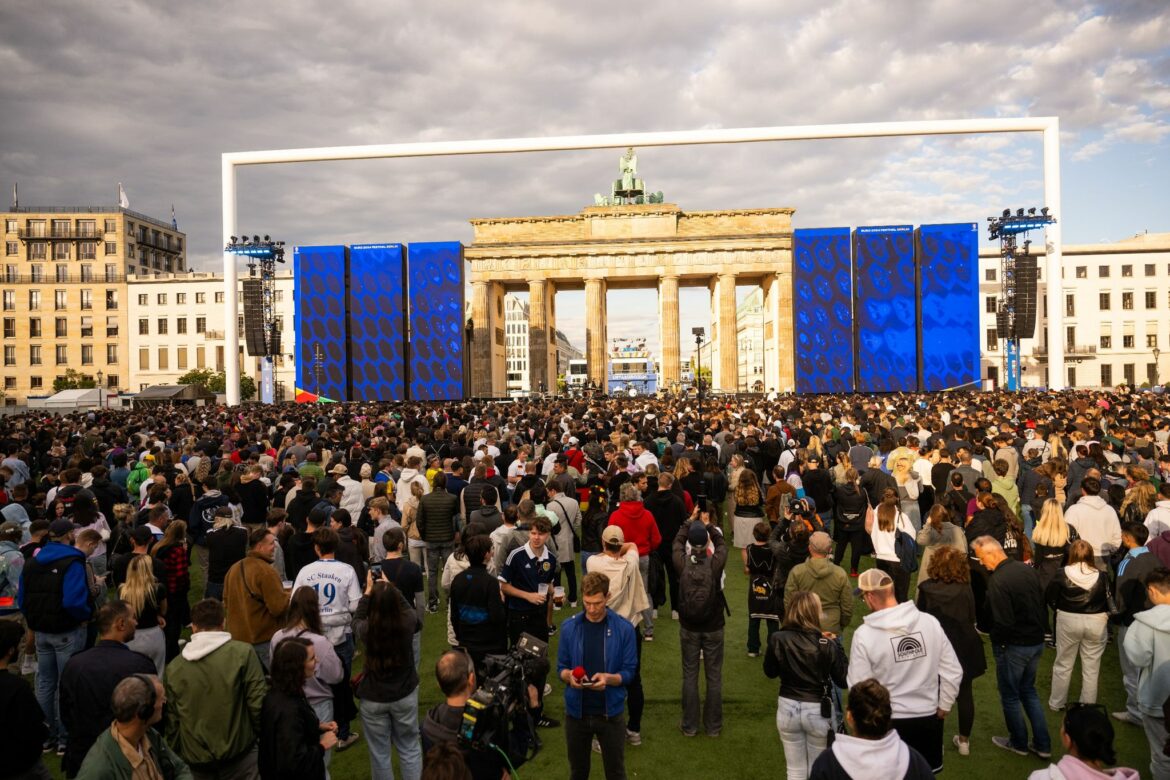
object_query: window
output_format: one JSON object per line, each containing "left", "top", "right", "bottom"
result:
{"left": 157, "top": 347, "right": 168, "bottom": 370}
{"left": 51, "top": 219, "right": 69, "bottom": 237}
{"left": 987, "top": 328, "right": 998, "bottom": 351}
{"left": 104, "top": 219, "right": 117, "bottom": 234}
{"left": 3, "top": 377, "right": 13, "bottom": 390}
{"left": 28, "top": 243, "right": 45, "bottom": 260}
{"left": 2, "top": 318, "right": 13, "bottom": 339}
{"left": 196, "top": 346, "right": 205, "bottom": 368}
{"left": 28, "top": 290, "right": 40, "bottom": 310}
{"left": 1099, "top": 265, "right": 1110, "bottom": 278}
{"left": 195, "top": 292, "right": 206, "bottom": 304}
{"left": 29, "top": 346, "right": 41, "bottom": 365}
{"left": 81, "top": 345, "right": 93, "bottom": 365}
{"left": 78, "top": 220, "right": 96, "bottom": 237}
{"left": 106, "top": 316, "right": 118, "bottom": 337}
{"left": 1124, "top": 363, "right": 1136, "bottom": 387}
{"left": 215, "top": 292, "right": 224, "bottom": 303}
{"left": 79, "top": 242, "right": 96, "bottom": 260}
{"left": 195, "top": 317, "right": 206, "bottom": 333}
{"left": 1147, "top": 291, "right": 1157, "bottom": 309}
{"left": 176, "top": 317, "right": 187, "bottom": 334}
{"left": 2, "top": 346, "right": 13, "bottom": 366}
{"left": 28, "top": 318, "right": 40, "bottom": 338}
{"left": 53, "top": 242, "right": 70, "bottom": 261}
{"left": 80, "top": 290, "right": 93, "bottom": 310}
{"left": 1124, "top": 335, "right": 1135, "bottom": 349}
{"left": 29, "top": 376, "right": 41, "bottom": 389}
{"left": 1076, "top": 266, "right": 1087, "bottom": 279}
{"left": 1101, "top": 364, "right": 1113, "bottom": 386}
{"left": 55, "top": 318, "right": 66, "bottom": 338}
{"left": 137, "top": 294, "right": 148, "bottom": 305}
{"left": 176, "top": 293, "right": 186, "bottom": 305}
{"left": 80, "top": 265, "right": 93, "bottom": 282}
{"left": 4, "top": 241, "right": 16, "bottom": 256}
{"left": 105, "top": 374, "right": 117, "bottom": 389}
{"left": 80, "top": 316, "right": 92, "bottom": 337}
{"left": 55, "top": 345, "right": 67, "bottom": 365}
{"left": 105, "top": 264, "right": 117, "bottom": 282}
{"left": 1100, "top": 335, "right": 1112, "bottom": 349}
{"left": 105, "top": 290, "right": 117, "bottom": 309}
{"left": 138, "top": 319, "right": 149, "bottom": 335}
{"left": 1100, "top": 293, "right": 1111, "bottom": 310}
{"left": 177, "top": 347, "right": 187, "bottom": 370}
{"left": 4, "top": 219, "right": 15, "bottom": 233}
{"left": 1066, "top": 295, "right": 1075, "bottom": 317}
{"left": 105, "top": 242, "right": 117, "bottom": 256}
{"left": 237, "top": 315, "right": 244, "bottom": 332}
{"left": 1149, "top": 334, "right": 1160, "bottom": 348}
{"left": 106, "top": 345, "right": 118, "bottom": 365}
{"left": 157, "top": 318, "right": 168, "bottom": 335}
{"left": 27, "top": 220, "right": 45, "bottom": 237}
{"left": 55, "top": 265, "right": 68, "bottom": 282}
{"left": 274, "top": 290, "right": 283, "bottom": 302}
{"left": 1146, "top": 264, "right": 1156, "bottom": 277}
{"left": 1067, "top": 326, "right": 1076, "bottom": 348}
{"left": 1122, "top": 264, "right": 1133, "bottom": 277}
{"left": 54, "top": 290, "right": 67, "bottom": 310}
{"left": 29, "top": 264, "right": 42, "bottom": 281}
{"left": 985, "top": 296, "right": 997, "bottom": 314}
{"left": 139, "top": 348, "right": 149, "bottom": 370}
{"left": 157, "top": 293, "right": 167, "bottom": 305}
{"left": 1123, "top": 292, "right": 1134, "bottom": 310}
{"left": 1, "top": 291, "right": 12, "bottom": 311}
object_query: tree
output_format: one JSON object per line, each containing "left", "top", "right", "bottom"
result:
{"left": 53, "top": 369, "right": 96, "bottom": 393}
{"left": 177, "top": 369, "right": 257, "bottom": 402}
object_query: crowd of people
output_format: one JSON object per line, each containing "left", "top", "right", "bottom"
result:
{"left": 0, "top": 387, "right": 1168, "bottom": 779}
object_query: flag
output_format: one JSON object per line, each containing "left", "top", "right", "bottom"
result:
{"left": 118, "top": 183, "right": 129, "bottom": 209}
{"left": 171, "top": 204, "right": 178, "bottom": 230}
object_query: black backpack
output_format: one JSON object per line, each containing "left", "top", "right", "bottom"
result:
{"left": 678, "top": 552, "right": 724, "bottom": 624}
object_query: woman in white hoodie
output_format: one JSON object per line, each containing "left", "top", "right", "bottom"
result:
{"left": 809, "top": 678, "right": 933, "bottom": 779}
{"left": 1027, "top": 704, "right": 1138, "bottom": 780}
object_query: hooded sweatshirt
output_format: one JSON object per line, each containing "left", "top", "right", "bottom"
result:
{"left": 812, "top": 730, "right": 932, "bottom": 780}
{"left": 1065, "top": 496, "right": 1122, "bottom": 560}
{"left": 608, "top": 500, "right": 661, "bottom": 556}
{"left": 846, "top": 600, "right": 962, "bottom": 719}
{"left": 1122, "top": 602, "right": 1170, "bottom": 716}
{"left": 1146, "top": 499, "right": 1170, "bottom": 537}
{"left": 164, "top": 629, "right": 268, "bottom": 767}
{"left": 785, "top": 557, "right": 853, "bottom": 635}
{"left": 1027, "top": 755, "right": 1140, "bottom": 780}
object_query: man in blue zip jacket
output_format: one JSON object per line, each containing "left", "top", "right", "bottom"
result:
{"left": 557, "top": 571, "right": 638, "bottom": 780}
{"left": 19, "top": 517, "right": 93, "bottom": 754}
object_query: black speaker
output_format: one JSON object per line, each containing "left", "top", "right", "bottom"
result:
{"left": 267, "top": 322, "right": 281, "bottom": 356}
{"left": 1014, "top": 255, "right": 1038, "bottom": 339}
{"left": 242, "top": 279, "right": 268, "bottom": 356}
{"left": 996, "top": 307, "right": 1010, "bottom": 338}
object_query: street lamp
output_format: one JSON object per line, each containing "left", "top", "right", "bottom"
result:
{"left": 95, "top": 370, "right": 104, "bottom": 409}
{"left": 1154, "top": 346, "right": 1161, "bottom": 387}
{"left": 692, "top": 327, "right": 705, "bottom": 423}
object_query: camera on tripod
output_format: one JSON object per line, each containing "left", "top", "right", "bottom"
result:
{"left": 458, "top": 633, "right": 549, "bottom": 762}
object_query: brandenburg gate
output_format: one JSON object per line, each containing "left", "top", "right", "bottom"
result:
{"left": 466, "top": 149, "right": 795, "bottom": 397}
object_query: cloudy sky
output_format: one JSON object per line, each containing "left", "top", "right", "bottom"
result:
{"left": 2, "top": 1, "right": 1168, "bottom": 361}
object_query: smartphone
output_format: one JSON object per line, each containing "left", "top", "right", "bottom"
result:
{"left": 579, "top": 677, "right": 596, "bottom": 687}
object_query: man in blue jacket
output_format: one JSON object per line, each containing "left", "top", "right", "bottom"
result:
{"left": 18, "top": 517, "right": 93, "bottom": 754}
{"left": 557, "top": 571, "right": 638, "bottom": 780}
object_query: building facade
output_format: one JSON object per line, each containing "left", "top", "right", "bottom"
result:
{"left": 127, "top": 271, "right": 296, "bottom": 401}
{"left": 1, "top": 206, "right": 186, "bottom": 405}
{"left": 979, "top": 232, "right": 1170, "bottom": 389}
{"left": 502, "top": 293, "right": 582, "bottom": 396}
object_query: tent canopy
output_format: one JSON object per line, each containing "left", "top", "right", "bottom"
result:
{"left": 132, "top": 384, "right": 216, "bottom": 405}
{"left": 43, "top": 388, "right": 103, "bottom": 409}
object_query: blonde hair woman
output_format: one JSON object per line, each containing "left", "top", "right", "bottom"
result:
{"left": 892, "top": 456, "right": 922, "bottom": 532}
{"left": 728, "top": 453, "right": 747, "bottom": 518}
{"left": 120, "top": 554, "right": 168, "bottom": 674}
{"left": 865, "top": 489, "right": 914, "bottom": 602}
{"left": 400, "top": 480, "right": 428, "bottom": 571}
{"left": 1119, "top": 481, "right": 1157, "bottom": 526}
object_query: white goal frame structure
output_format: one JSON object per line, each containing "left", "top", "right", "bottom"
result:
{"left": 221, "top": 117, "right": 1063, "bottom": 405}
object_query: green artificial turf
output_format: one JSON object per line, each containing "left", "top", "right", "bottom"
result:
{"left": 35, "top": 550, "right": 1154, "bottom": 779}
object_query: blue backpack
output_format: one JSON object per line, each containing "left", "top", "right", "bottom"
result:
{"left": 894, "top": 529, "right": 919, "bottom": 574}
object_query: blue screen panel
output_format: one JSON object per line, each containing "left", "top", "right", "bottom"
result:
{"left": 853, "top": 226, "right": 917, "bottom": 392}
{"left": 294, "top": 245, "right": 349, "bottom": 401}
{"left": 918, "top": 223, "right": 980, "bottom": 392}
{"left": 348, "top": 243, "right": 406, "bottom": 401}
{"left": 793, "top": 228, "right": 854, "bottom": 393}
{"left": 407, "top": 242, "right": 464, "bottom": 401}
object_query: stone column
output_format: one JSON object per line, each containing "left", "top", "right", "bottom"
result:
{"left": 659, "top": 274, "right": 680, "bottom": 388}
{"left": 470, "top": 280, "right": 505, "bottom": 397}
{"left": 528, "top": 279, "right": 551, "bottom": 393}
{"left": 716, "top": 272, "right": 739, "bottom": 393}
{"left": 774, "top": 264, "right": 795, "bottom": 392}
{"left": 585, "top": 277, "right": 608, "bottom": 390}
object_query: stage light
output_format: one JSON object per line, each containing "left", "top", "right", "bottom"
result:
{"left": 1016, "top": 208, "right": 1025, "bottom": 217}
{"left": 1027, "top": 208, "right": 1036, "bottom": 216}
{"left": 1041, "top": 207, "right": 1049, "bottom": 216}
{"left": 253, "top": 235, "right": 260, "bottom": 243}
{"left": 230, "top": 235, "right": 238, "bottom": 244}
{"left": 263, "top": 235, "right": 270, "bottom": 242}
{"left": 1002, "top": 209, "right": 1011, "bottom": 218}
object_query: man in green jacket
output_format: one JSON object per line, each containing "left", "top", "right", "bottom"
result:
{"left": 784, "top": 532, "right": 853, "bottom": 635}
{"left": 77, "top": 674, "right": 192, "bottom": 780}
{"left": 418, "top": 471, "right": 461, "bottom": 613}
{"left": 164, "top": 599, "right": 267, "bottom": 779}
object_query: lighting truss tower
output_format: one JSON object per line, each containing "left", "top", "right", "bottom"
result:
{"left": 225, "top": 235, "right": 286, "bottom": 403}
{"left": 987, "top": 209, "right": 1056, "bottom": 391}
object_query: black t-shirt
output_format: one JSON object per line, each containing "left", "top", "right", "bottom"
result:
{"left": 380, "top": 557, "right": 424, "bottom": 618}
{"left": 206, "top": 526, "right": 249, "bottom": 584}
{"left": 581, "top": 618, "right": 607, "bottom": 715}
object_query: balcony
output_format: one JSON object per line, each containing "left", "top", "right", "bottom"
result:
{"left": 134, "top": 233, "right": 183, "bottom": 255}
{"left": 0, "top": 272, "right": 125, "bottom": 284}
{"left": 203, "top": 329, "right": 224, "bottom": 340}
{"left": 1032, "top": 344, "right": 1097, "bottom": 363}
{"left": 18, "top": 229, "right": 102, "bottom": 241}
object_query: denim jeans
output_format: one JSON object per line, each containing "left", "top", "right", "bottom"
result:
{"left": 425, "top": 543, "right": 455, "bottom": 605}
{"left": 36, "top": 625, "right": 87, "bottom": 745}
{"left": 776, "top": 697, "right": 830, "bottom": 780}
{"left": 359, "top": 688, "right": 422, "bottom": 780}
{"left": 565, "top": 714, "right": 627, "bottom": 780}
{"left": 204, "top": 581, "right": 225, "bottom": 601}
{"left": 1117, "top": 625, "right": 1144, "bottom": 721}
{"left": 993, "top": 643, "right": 1051, "bottom": 753}
{"left": 1020, "top": 504, "right": 1035, "bottom": 539}
{"left": 679, "top": 627, "right": 724, "bottom": 735}
{"left": 1141, "top": 711, "right": 1170, "bottom": 780}
{"left": 311, "top": 699, "right": 335, "bottom": 775}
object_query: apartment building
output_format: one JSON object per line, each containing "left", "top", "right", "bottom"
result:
{"left": 1, "top": 206, "right": 186, "bottom": 404}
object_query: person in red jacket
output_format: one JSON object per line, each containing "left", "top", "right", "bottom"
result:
{"left": 608, "top": 482, "right": 662, "bottom": 639}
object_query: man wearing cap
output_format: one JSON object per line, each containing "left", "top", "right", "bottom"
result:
{"left": 785, "top": 532, "right": 852, "bottom": 636}
{"left": 848, "top": 568, "right": 962, "bottom": 774}
{"left": 18, "top": 517, "right": 92, "bottom": 754}
{"left": 330, "top": 463, "right": 365, "bottom": 519}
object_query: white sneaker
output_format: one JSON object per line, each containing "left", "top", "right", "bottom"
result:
{"left": 953, "top": 735, "right": 970, "bottom": 756}
{"left": 671, "top": 610, "right": 679, "bottom": 621}
{"left": 652, "top": 609, "right": 659, "bottom": 619}
{"left": 592, "top": 737, "right": 601, "bottom": 754}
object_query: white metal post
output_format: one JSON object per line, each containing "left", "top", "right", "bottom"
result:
{"left": 223, "top": 159, "right": 240, "bottom": 405}
{"left": 1042, "top": 120, "right": 1064, "bottom": 390}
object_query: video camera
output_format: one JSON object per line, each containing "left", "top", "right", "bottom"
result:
{"left": 458, "top": 633, "right": 549, "bottom": 763}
